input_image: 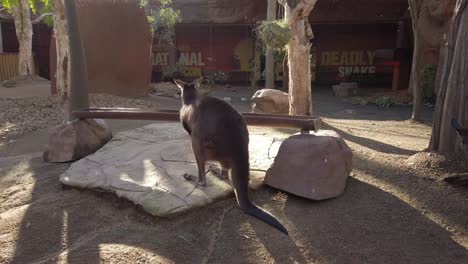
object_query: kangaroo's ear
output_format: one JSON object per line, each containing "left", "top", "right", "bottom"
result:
{"left": 174, "top": 79, "right": 185, "bottom": 90}
{"left": 193, "top": 78, "right": 202, "bottom": 89}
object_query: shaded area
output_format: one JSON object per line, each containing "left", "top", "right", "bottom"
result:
{"left": 2, "top": 84, "right": 466, "bottom": 263}
{"left": 2, "top": 143, "right": 467, "bottom": 263}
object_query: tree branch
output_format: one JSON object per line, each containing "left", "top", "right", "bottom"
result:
{"left": 31, "top": 12, "right": 53, "bottom": 24}
{"left": 280, "top": 0, "right": 317, "bottom": 21}
{"left": 0, "top": 12, "right": 13, "bottom": 21}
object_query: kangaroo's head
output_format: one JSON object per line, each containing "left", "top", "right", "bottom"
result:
{"left": 174, "top": 78, "right": 202, "bottom": 105}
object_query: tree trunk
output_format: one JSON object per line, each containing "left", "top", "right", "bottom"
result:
{"left": 282, "top": 0, "right": 317, "bottom": 116}
{"left": 10, "top": 0, "right": 35, "bottom": 77}
{"left": 53, "top": 0, "right": 70, "bottom": 110}
{"left": 409, "top": 0, "right": 422, "bottom": 121}
{"left": 265, "top": 0, "right": 277, "bottom": 89}
{"left": 282, "top": 53, "right": 289, "bottom": 92}
{"left": 430, "top": 0, "right": 468, "bottom": 156}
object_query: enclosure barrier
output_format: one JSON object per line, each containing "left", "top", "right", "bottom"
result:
{"left": 73, "top": 108, "right": 322, "bottom": 132}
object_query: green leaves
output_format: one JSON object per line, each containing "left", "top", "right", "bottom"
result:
{"left": 0, "top": 0, "right": 18, "bottom": 12}
{"left": 1, "top": 0, "right": 53, "bottom": 26}
{"left": 139, "top": 0, "right": 181, "bottom": 44}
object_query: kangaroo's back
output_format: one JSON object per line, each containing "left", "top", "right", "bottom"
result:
{"left": 191, "top": 96, "right": 249, "bottom": 163}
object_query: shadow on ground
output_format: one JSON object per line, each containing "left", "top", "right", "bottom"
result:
{"left": 2, "top": 85, "right": 466, "bottom": 263}
{"left": 2, "top": 153, "right": 467, "bottom": 263}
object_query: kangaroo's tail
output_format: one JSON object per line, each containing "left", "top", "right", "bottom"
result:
{"left": 231, "top": 159, "right": 288, "bottom": 235}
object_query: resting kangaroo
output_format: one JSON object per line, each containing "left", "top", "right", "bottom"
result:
{"left": 443, "top": 118, "right": 468, "bottom": 188}
{"left": 176, "top": 79, "right": 288, "bottom": 234}
{"left": 451, "top": 118, "right": 468, "bottom": 145}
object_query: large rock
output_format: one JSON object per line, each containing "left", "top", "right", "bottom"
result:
{"left": 251, "top": 89, "right": 289, "bottom": 114}
{"left": 43, "top": 119, "right": 112, "bottom": 163}
{"left": 264, "top": 130, "right": 353, "bottom": 200}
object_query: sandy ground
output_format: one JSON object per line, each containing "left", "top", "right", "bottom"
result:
{"left": 0, "top": 81, "right": 467, "bottom": 264}
{"left": 0, "top": 78, "right": 51, "bottom": 99}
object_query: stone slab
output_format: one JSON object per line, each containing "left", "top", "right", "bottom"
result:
{"left": 60, "top": 123, "right": 285, "bottom": 217}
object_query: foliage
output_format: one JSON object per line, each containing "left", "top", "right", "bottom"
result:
{"left": 255, "top": 19, "right": 291, "bottom": 50}
{"left": 139, "top": 0, "right": 181, "bottom": 44}
{"left": 420, "top": 65, "right": 437, "bottom": 99}
{"left": 0, "top": 0, "right": 53, "bottom": 26}
{"left": 162, "top": 63, "right": 182, "bottom": 80}
{"left": 204, "top": 70, "right": 230, "bottom": 85}
{"left": 375, "top": 96, "right": 394, "bottom": 108}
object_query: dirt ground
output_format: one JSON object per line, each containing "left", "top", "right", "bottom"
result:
{"left": 0, "top": 84, "right": 467, "bottom": 264}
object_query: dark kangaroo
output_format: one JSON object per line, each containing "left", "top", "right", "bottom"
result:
{"left": 442, "top": 118, "right": 468, "bottom": 188}
{"left": 451, "top": 118, "right": 468, "bottom": 145}
{"left": 175, "top": 79, "right": 288, "bottom": 235}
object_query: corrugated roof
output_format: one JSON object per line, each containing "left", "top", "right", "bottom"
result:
{"left": 310, "top": 0, "right": 409, "bottom": 24}
{"left": 155, "top": 0, "right": 408, "bottom": 24}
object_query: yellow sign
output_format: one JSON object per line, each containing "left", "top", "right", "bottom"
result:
{"left": 321, "top": 50, "right": 377, "bottom": 78}
{"left": 321, "top": 50, "right": 376, "bottom": 66}
{"left": 178, "top": 52, "right": 205, "bottom": 66}
{"left": 153, "top": 52, "right": 169, "bottom": 66}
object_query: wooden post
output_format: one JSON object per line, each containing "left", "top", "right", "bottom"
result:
{"left": 64, "top": 0, "right": 89, "bottom": 120}
{"left": 265, "top": 0, "right": 277, "bottom": 89}
{"left": 392, "top": 62, "right": 400, "bottom": 91}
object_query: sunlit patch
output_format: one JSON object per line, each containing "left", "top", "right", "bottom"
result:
{"left": 0, "top": 122, "right": 18, "bottom": 140}
{"left": 98, "top": 244, "right": 174, "bottom": 263}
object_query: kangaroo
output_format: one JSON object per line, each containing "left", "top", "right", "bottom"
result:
{"left": 175, "top": 79, "right": 288, "bottom": 234}
{"left": 443, "top": 118, "right": 468, "bottom": 188}
{"left": 451, "top": 118, "right": 468, "bottom": 145}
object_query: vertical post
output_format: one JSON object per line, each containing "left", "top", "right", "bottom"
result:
{"left": 0, "top": 23, "right": 3, "bottom": 53}
{"left": 265, "top": 0, "right": 277, "bottom": 89}
{"left": 392, "top": 62, "right": 400, "bottom": 91}
{"left": 64, "top": 0, "right": 89, "bottom": 120}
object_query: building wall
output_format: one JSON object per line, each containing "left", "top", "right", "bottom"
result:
{"left": 50, "top": 0, "right": 152, "bottom": 97}
{"left": 152, "top": 24, "right": 254, "bottom": 83}
{"left": 152, "top": 22, "right": 408, "bottom": 88}
{"left": 312, "top": 23, "right": 400, "bottom": 86}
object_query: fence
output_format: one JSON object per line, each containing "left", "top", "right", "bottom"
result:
{"left": 0, "top": 53, "right": 37, "bottom": 81}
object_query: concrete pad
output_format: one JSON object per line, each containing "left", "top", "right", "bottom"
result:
{"left": 60, "top": 123, "right": 285, "bottom": 217}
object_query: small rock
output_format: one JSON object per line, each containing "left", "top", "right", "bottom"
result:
{"left": 346, "top": 97, "right": 368, "bottom": 106}
{"left": 2, "top": 80, "right": 17, "bottom": 88}
{"left": 332, "top": 82, "right": 358, "bottom": 97}
{"left": 223, "top": 97, "right": 232, "bottom": 102}
{"left": 241, "top": 97, "right": 248, "bottom": 102}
